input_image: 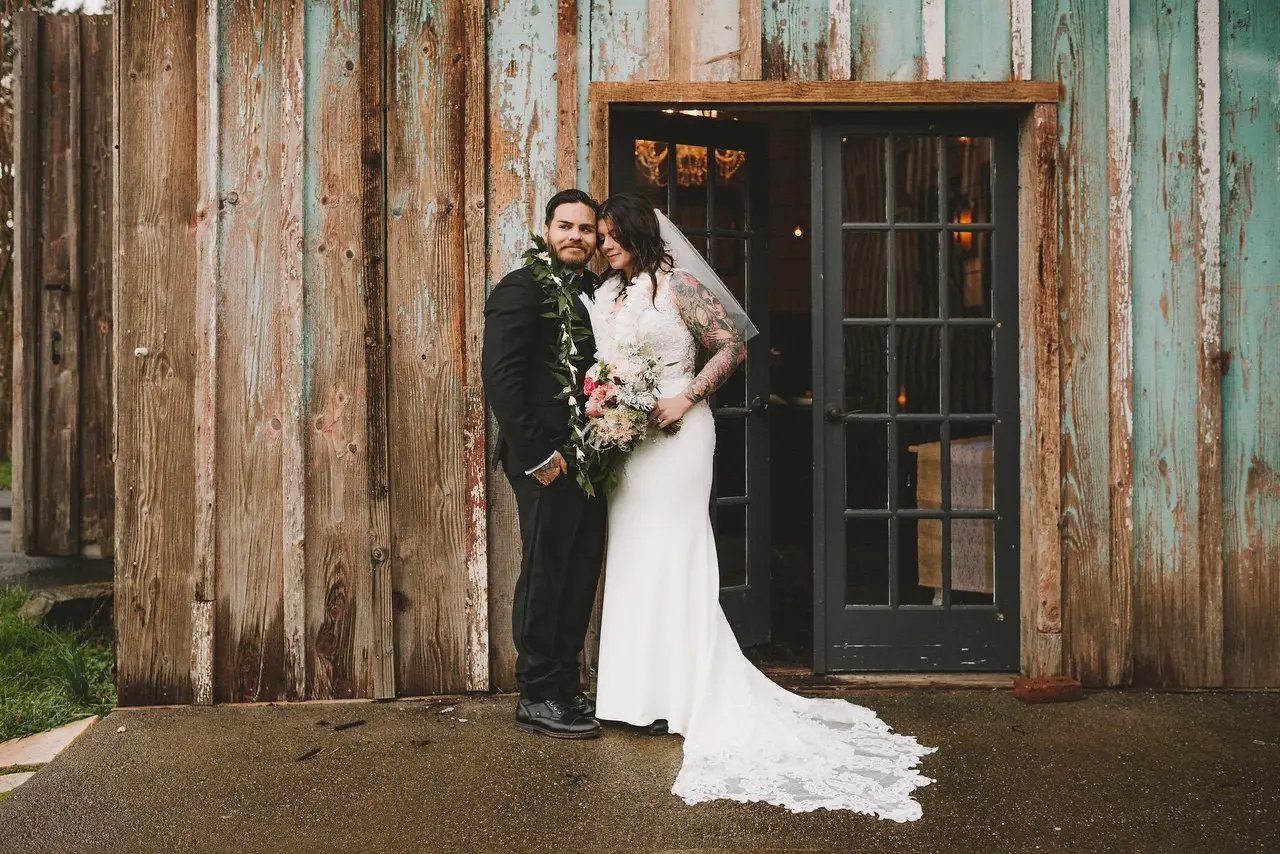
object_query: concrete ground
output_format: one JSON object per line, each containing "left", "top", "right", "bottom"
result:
{"left": 0, "top": 691, "right": 1277, "bottom": 853}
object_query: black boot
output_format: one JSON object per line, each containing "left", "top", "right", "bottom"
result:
{"left": 565, "top": 692, "right": 596, "bottom": 719}
{"left": 515, "top": 698, "right": 602, "bottom": 739}
{"left": 646, "top": 719, "right": 669, "bottom": 736}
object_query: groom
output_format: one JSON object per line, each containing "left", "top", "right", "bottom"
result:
{"left": 481, "top": 189, "right": 606, "bottom": 739}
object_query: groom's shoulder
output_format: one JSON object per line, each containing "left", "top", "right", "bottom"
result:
{"left": 486, "top": 266, "right": 540, "bottom": 310}
{"left": 494, "top": 265, "right": 537, "bottom": 290}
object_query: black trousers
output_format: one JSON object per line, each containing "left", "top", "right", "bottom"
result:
{"left": 505, "top": 464, "right": 607, "bottom": 702}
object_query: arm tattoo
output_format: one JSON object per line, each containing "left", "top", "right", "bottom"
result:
{"left": 668, "top": 270, "right": 746, "bottom": 403}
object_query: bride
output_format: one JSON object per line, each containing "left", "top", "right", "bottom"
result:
{"left": 589, "top": 193, "right": 935, "bottom": 820}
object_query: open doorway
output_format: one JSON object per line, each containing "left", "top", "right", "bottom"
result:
{"left": 608, "top": 105, "right": 1021, "bottom": 674}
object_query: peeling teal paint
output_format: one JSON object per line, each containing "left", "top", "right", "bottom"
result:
{"left": 946, "top": 0, "right": 1011, "bottom": 81}
{"left": 1034, "top": 0, "right": 1115, "bottom": 680}
{"left": 1130, "top": 0, "right": 1210, "bottom": 685}
{"left": 575, "top": 0, "right": 592, "bottom": 188}
{"left": 852, "top": 0, "right": 923, "bottom": 81}
{"left": 488, "top": 0, "right": 560, "bottom": 285}
{"left": 1221, "top": 0, "right": 1280, "bottom": 685}
{"left": 763, "top": 0, "right": 828, "bottom": 80}
{"left": 590, "top": 0, "right": 648, "bottom": 83}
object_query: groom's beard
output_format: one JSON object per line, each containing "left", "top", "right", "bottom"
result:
{"left": 553, "top": 244, "right": 592, "bottom": 271}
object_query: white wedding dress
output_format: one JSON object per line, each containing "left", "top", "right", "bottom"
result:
{"left": 591, "top": 270, "right": 935, "bottom": 820}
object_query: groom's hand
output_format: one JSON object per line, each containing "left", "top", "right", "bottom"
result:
{"left": 532, "top": 451, "right": 568, "bottom": 485}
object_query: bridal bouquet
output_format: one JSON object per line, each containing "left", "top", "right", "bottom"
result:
{"left": 573, "top": 343, "right": 680, "bottom": 493}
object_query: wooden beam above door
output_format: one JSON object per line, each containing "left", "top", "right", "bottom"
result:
{"left": 589, "top": 80, "right": 1060, "bottom": 105}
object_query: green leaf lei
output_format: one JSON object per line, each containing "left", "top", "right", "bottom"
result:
{"left": 520, "top": 235, "right": 609, "bottom": 497}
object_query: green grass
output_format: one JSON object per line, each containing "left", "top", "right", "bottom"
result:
{"left": 0, "top": 587, "right": 116, "bottom": 742}
{"left": 0, "top": 459, "right": 11, "bottom": 490}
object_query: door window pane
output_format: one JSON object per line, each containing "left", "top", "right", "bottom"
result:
{"left": 895, "top": 231, "right": 940, "bottom": 318}
{"left": 716, "top": 504, "right": 748, "bottom": 588}
{"left": 842, "top": 135, "right": 887, "bottom": 222}
{"left": 633, "top": 139, "right": 669, "bottom": 211}
{"left": 843, "top": 326, "right": 887, "bottom": 413}
{"left": 846, "top": 422, "right": 889, "bottom": 510}
{"left": 846, "top": 518, "right": 889, "bottom": 605}
{"left": 948, "top": 230, "right": 991, "bottom": 317}
{"left": 673, "top": 144, "right": 708, "bottom": 230}
{"left": 894, "top": 136, "right": 940, "bottom": 222}
{"left": 949, "top": 428, "right": 994, "bottom": 511}
{"left": 713, "top": 417, "right": 748, "bottom": 497}
{"left": 902, "top": 517, "right": 941, "bottom": 606}
{"left": 949, "top": 519, "right": 996, "bottom": 605}
{"left": 896, "top": 326, "right": 941, "bottom": 413}
{"left": 713, "top": 148, "right": 748, "bottom": 231}
{"left": 947, "top": 136, "right": 992, "bottom": 223}
{"left": 843, "top": 231, "right": 887, "bottom": 318}
{"left": 949, "top": 326, "right": 993, "bottom": 414}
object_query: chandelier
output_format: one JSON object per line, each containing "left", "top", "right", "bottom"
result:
{"left": 634, "top": 140, "right": 747, "bottom": 188}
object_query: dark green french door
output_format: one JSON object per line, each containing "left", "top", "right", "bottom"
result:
{"left": 812, "top": 113, "right": 1020, "bottom": 671}
{"left": 610, "top": 110, "right": 771, "bottom": 647}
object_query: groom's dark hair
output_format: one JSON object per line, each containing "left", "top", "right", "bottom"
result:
{"left": 544, "top": 188, "right": 599, "bottom": 225}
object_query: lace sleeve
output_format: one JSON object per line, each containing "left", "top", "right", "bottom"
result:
{"left": 668, "top": 269, "right": 747, "bottom": 403}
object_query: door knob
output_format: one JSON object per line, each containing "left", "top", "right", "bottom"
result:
{"left": 824, "top": 403, "right": 844, "bottom": 423}
{"left": 750, "top": 396, "right": 769, "bottom": 415}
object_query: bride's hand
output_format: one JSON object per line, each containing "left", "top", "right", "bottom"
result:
{"left": 650, "top": 392, "right": 694, "bottom": 430}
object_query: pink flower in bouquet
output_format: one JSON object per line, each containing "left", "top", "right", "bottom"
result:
{"left": 585, "top": 396, "right": 604, "bottom": 418}
{"left": 583, "top": 374, "right": 598, "bottom": 395}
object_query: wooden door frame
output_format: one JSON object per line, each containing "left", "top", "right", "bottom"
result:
{"left": 587, "top": 81, "right": 1063, "bottom": 678}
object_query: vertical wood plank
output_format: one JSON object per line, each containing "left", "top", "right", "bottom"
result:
{"left": 946, "top": 0, "right": 1011, "bottom": 81}
{"left": 192, "top": 0, "right": 220, "bottom": 705}
{"left": 12, "top": 12, "right": 38, "bottom": 555}
{"left": 591, "top": 0, "right": 649, "bottom": 82}
{"left": 1193, "top": 0, "right": 1224, "bottom": 687}
{"left": 488, "top": 0, "right": 561, "bottom": 692}
{"left": 851, "top": 0, "right": 923, "bottom": 81}
{"left": 462, "top": 0, "right": 491, "bottom": 694}
{"left": 78, "top": 16, "right": 115, "bottom": 558}
{"left": 671, "top": 0, "right": 741, "bottom": 81}
{"left": 739, "top": 0, "right": 763, "bottom": 79}
{"left": 922, "top": 0, "right": 945, "bottom": 80}
{"left": 114, "top": 0, "right": 200, "bottom": 705}
{"left": 361, "top": 0, "right": 396, "bottom": 702}
{"left": 387, "top": 0, "right": 472, "bottom": 696}
{"left": 303, "top": 0, "right": 377, "bottom": 700}
{"left": 1019, "top": 102, "right": 1063, "bottom": 677}
{"left": 558, "top": 0, "right": 580, "bottom": 188}
{"left": 648, "top": 0, "right": 670, "bottom": 80}
{"left": 1131, "top": 0, "right": 1216, "bottom": 687}
{"left": 763, "top": 0, "right": 827, "bottom": 80}
{"left": 1034, "top": 0, "right": 1120, "bottom": 686}
{"left": 575, "top": 0, "right": 594, "bottom": 185}
{"left": 1011, "top": 0, "right": 1032, "bottom": 80}
{"left": 827, "top": 0, "right": 851, "bottom": 80}
{"left": 1221, "top": 0, "right": 1280, "bottom": 688}
{"left": 215, "top": 0, "right": 288, "bottom": 703}
{"left": 1105, "top": 0, "right": 1135, "bottom": 689}
{"left": 279, "top": 0, "right": 308, "bottom": 701}
{"left": 37, "top": 17, "right": 78, "bottom": 556}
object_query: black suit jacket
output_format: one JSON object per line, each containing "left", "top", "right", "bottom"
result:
{"left": 481, "top": 265, "right": 598, "bottom": 475}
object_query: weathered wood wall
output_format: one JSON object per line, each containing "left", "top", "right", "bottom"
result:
{"left": 111, "top": 0, "right": 1280, "bottom": 702}
{"left": 12, "top": 11, "right": 112, "bottom": 559}
{"left": 115, "top": 0, "right": 486, "bottom": 705}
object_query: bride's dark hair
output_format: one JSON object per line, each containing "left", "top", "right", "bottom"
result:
{"left": 598, "top": 193, "right": 674, "bottom": 296}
